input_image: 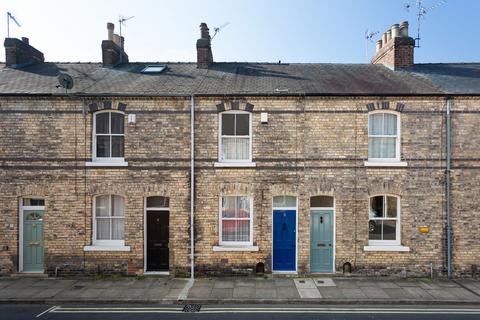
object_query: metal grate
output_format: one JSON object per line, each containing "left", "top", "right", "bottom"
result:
{"left": 182, "top": 304, "right": 202, "bottom": 313}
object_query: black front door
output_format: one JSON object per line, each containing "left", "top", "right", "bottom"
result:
{"left": 146, "top": 211, "right": 169, "bottom": 271}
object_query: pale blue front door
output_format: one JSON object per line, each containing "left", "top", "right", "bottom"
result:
{"left": 310, "top": 210, "right": 334, "bottom": 272}
{"left": 23, "top": 210, "right": 44, "bottom": 272}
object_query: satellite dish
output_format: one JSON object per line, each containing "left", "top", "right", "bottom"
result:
{"left": 57, "top": 73, "right": 74, "bottom": 90}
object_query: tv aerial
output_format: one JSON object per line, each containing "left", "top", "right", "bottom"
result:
{"left": 57, "top": 73, "right": 74, "bottom": 93}
{"left": 364, "top": 29, "right": 379, "bottom": 62}
{"left": 6, "top": 12, "right": 21, "bottom": 38}
{"left": 404, "top": 0, "right": 447, "bottom": 48}
{"left": 118, "top": 15, "right": 134, "bottom": 39}
{"left": 211, "top": 22, "right": 230, "bottom": 41}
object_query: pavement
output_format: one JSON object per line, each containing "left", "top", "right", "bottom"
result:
{"left": 1, "top": 276, "right": 480, "bottom": 305}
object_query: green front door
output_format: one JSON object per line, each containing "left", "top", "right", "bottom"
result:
{"left": 310, "top": 210, "right": 334, "bottom": 273}
{"left": 23, "top": 210, "right": 44, "bottom": 272}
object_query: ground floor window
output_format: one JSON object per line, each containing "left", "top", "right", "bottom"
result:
{"left": 219, "top": 196, "right": 252, "bottom": 245}
{"left": 368, "top": 195, "right": 400, "bottom": 245}
{"left": 94, "top": 195, "right": 125, "bottom": 245}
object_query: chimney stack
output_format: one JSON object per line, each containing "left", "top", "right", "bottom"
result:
{"left": 196, "top": 22, "right": 213, "bottom": 69}
{"left": 101, "top": 22, "right": 128, "bottom": 67}
{"left": 372, "top": 21, "right": 415, "bottom": 70}
{"left": 4, "top": 37, "right": 44, "bottom": 68}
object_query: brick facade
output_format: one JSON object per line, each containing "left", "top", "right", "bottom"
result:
{"left": 1, "top": 95, "right": 478, "bottom": 277}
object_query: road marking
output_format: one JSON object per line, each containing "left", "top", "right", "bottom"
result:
{"left": 35, "top": 305, "right": 58, "bottom": 318}
{"left": 44, "top": 306, "right": 480, "bottom": 315}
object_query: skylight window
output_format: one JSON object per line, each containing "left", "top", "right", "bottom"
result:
{"left": 141, "top": 65, "right": 166, "bottom": 73}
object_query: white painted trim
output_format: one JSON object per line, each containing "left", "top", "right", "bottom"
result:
{"left": 85, "top": 161, "right": 128, "bottom": 167}
{"left": 91, "top": 110, "right": 126, "bottom": 162}
{"left": 367, "top": 110, "right": 402, "bottom": 162}
{"left": 214, "top": 162, "right": 256, "bottom": 168}
{"left": 368, "top": 195, "right": 401, "bottom": 246}
{"left": 144, "top": 197, "right": 170, "bottom": 273}
{"left": 219, "top": 196, "right": 254, "bottom": 246}
{"left": 309, "top": 196, "right": 336, "bottom": 273}
{"left": 92, "top": 195, "right": 125, "bottom": 245}
{"left": 271, "top": 196, "right": 298, "bottom": 273}
{"left": 19, "top": 199, "right": 45, "bottom": 273}
{"left": 83, "top": 245, "right": 131, "bottom": 252}
{"left": 364, "top": 161, "right": 408, "bottom": 167}
{"left": 212, "top": 245, "right": 259, "bottom": 252}
{"left": 363, "top": 245, "right": 410, "bottom": 252}
{"left": 218, "top": 110, "right": 253, "bottom": 163}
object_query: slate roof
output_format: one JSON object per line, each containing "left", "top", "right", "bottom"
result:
{"left": 0, "top": 61, "right": 478, "bottom": 96}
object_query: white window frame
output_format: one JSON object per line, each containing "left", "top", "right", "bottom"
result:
{"left": 367, "top": 195, "right": 401, "bottom": 246}
{"left": 92, "top": 195, "right": 125, "bottom": 247}
{"left": 217, "top": 110, "right": 253, "bottom": 164}
{"left": 218, "top": 196, "right": 253, "bottom": 246}
{"left": 367, "top": 110, "right": 402, "bottom": 163}
{"left": 87, "top": 110, "right": 128, "bottom": 166}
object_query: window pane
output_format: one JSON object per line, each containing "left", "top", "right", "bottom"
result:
{"left": 222, "top": 196, "right": 237, "bottom": 218}
{"left": 96, "top": 218, "right": 110, "bottom": 239}
{"left": 111, "top": 113, "right": 124, "bottom": 134}
{"left": 221, "top": 114, "right": 235, "bottom": 135}
{"left": 23, "top": 198, "right": 45, "bottom": 206}
{"left": 96, "top": 196, "right": 110, "bottom": 217}
{"left": 111, "top": 136, "right": 124, "bottom": 157}
{"left": 387, "top": 196, "right": 398, "bottom": 218}
{"left": 368, "top": 137, "right": 382, "bottom": 158}
{"left": 222, "top": 220, "right": 236, "bottom": 241}
{"left": 382, "top": 137, "right": 396, "bottom": 158}
{"left": 368, "top": 220, "right": 382, "bottom": 240}
{"left": 221, "top": 137, "right": 249, "bottom": 161}
{"left": 310, "top": 196, "right": 334, "bottom": 208}
{"left": 235, "top": 114, "right": 249, "bottom": 135}
{"left": 369, "top": 196, "right": 384, "bottom": 218}
{"left": 383, "top": 220, "right": 397, "bottom": 240}
{"left": 96, "top": 113, "right": 110, "bottom": 134}
{"left": 369, "top": 114, "right": 383, "bottom": 135}
{"left": 112, "top": 196, "right": 124, "bottom": 217}
{"left": 147, "top": 196, "right": 169, "bottom": 208}
{"left": 237, "top": 220, "right": 250, "bottom": 241}
{"left": 384, "top": 114, "right": 397, "bottom": 135}
{"left": 237, "top": 197, "right": 250, "bottom": 218}
{"left": 111, "top": 218, "right": 124, "bottom": 240}
{"left": 96, "top": 136, "right": 110, "bottom": 158}
{"left": 273, "top": 196, "right": 296, "bottom": 207}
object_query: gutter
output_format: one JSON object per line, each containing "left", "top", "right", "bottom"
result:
{"left": 446, "top": 97, "right": 452, "bottom": 279}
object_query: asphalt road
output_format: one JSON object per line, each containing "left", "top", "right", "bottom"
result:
{"left": 2, "top": 304, "right": 480, "bottom": 320}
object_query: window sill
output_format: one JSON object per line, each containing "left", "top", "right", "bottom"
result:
{"left": 85, "top": 161, "right": 128, "bottom": 167}
{"left": 364, "top": 161, "right": 408, "bottom": 167}
{"left": 363, "top": 245, "right": 410, "bottom": 252}
{"left": 214, "top": 162, "right": 256, "bottom": 168}
{"left": 213, "top": 245, "right": 259, "bottom": 252}
{"left": 83, "top": 245, "right": 131, "bottom": 252}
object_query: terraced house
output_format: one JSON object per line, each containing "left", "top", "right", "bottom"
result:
{"left": 1, "top": 21, "right": 479, "bottom": 278}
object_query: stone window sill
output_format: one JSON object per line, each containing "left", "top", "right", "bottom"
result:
{"left": 212, "top": 245, "right": 259, "bottom": 252}
{"left": 85, "top": 161, "right": 128, "bottom": 167}
{"left": 83, "top": 245, "right": 131, "bottom": 252}
{"left": 214, "top": 162, "right": 256, "bottom": 168}
{"left": 363, "top": 245, "right": 410, "bottom": 252}
{"left": 364, "top": 161, "right": 408, "bottom": 167}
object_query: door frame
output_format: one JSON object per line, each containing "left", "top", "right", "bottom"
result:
{"left": 143, "top": 197, "right": 170, "bottom": 275}
{"left": 19, "top": 198, "right": 45, "bottom": 273}
{"left": 310, "top": 198, "right": 336, "bottom": 273}
{"left": 271, "top": 197, "right": 298, "bottom": 274}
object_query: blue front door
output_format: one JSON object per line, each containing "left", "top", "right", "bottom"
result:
{"left": 310, "top": 210, "right": 334, "bottom": 272}
{"left": 272, "top": 210, "right": 296, "bottom": 271}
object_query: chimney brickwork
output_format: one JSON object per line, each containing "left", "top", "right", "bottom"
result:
{"left": 4, "top": 37, "right": 44, "bottom": 67}
{"left": 372, "top": 21, "right": 415, "bottom": 70}
{"left": 196, "top": 23, "right": 213, "bottom": 69}
{"left": 102, "top": 22, "right": 128, "bottom": 67}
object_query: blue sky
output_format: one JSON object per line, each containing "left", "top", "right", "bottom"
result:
{"left": 1, "top": 0, "right": 478, "bottom": 63}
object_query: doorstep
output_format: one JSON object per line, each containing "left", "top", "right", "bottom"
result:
{"left": 10, "top": 273, "right": 48, "bottom": 278}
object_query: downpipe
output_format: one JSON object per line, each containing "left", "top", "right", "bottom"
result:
{"left": 446, "top": 97, "right": 452, "bottom": 279}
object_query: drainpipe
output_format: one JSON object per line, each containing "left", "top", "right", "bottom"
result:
{"left": 190, "top": 94, "right": 195, "bottom": 280}
{"left": 446, "top": 97, "right": 452, "bottom": 279}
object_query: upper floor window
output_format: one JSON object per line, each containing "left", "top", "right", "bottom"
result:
{"left": 219, "top": 111, "right": 252, "bottom": 162}
{"left": 93, "top": 111, "right": 125, "bottom": 160}
{"left": 368, "top": 112, "right": 400, "bottom": 161}
{"left": 94, "top": 195, "right": 125, "bottom": 245}
{"left": 368, "top": 195, "right": 400, "bottom": 245}
{"left": 219, "top": 196, "right": 252, "bottom": 246}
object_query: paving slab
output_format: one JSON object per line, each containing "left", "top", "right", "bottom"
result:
{"left": 403, "top": 287, "right": 434, "bottom": 300}
{"left": 294, "top": 278, "right": 317, "bottom": 289}
{"left": 233, "top": 286, "right": 255, "bottom": 298}
{"left": 356, "top": 280, "right": 378, "bottom": 287}
{"left": 448, "top": 287, "right": 480, "bottom": 301}
{"left": 318, "top": 287, "right": 345, "bottom": 299}
{"left": 314, "top": 278, "right": 336, "bottom": 287}
{"left": 235, "top": 279, "right": 256, "bottom": 287}
{"left": 210, "top": 288, "right": 233, "bottom": 299}
{"left": 255, "top": 288, "right": 277, "bottom": 299}
{"left": 383, "top": 288, "right": 408, "bottom": 299}
{"left": 341, "top": 288, "right": 367, "bottom": 299}
{"left": 214, "top": 280, "right": 235, "bottom": 289}
{"left": 277, "top": 286, "right": 300, "bottom": 299}
{"left": 425, "top": 289, "right": 459, "bottom": 300}
{"left": 255, "top": 280, "right": 275, "bottom": 289}
{"left": 297, "top": 288, "right": 322, "bottom": 298}
{"left": 164, "top": 288, "right": 183, "bottom": 299}
{"left": 377, "top": 281, "right": 401, "bottom": 289}
{"left": 188, "top": 286, "right": 213, "bottom": 299}
{"left": 360, "top": 286, "right": 389, "bottom": 299}
{"left": 335, "top": 279, "right": 360, "bottom": 289}
{"left": 274, "top": 279, "right": 294, "bottom": 287}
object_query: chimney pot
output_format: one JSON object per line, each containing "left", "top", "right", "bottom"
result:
{"left": 376, "top": 40, "right": 382, "bottom": 52}
{"left": 382, "top": 32, "right": 388, "bottom": 45}
{"left": 21, "top": 37, "right": 29, "bottom": 44}
{"left": 391, "top": 24, "right": 400, "bottom": 38}
{"left": 113, "top": 34, "right": 121, "bottom": 46}
{"left": 386, "top": 29, "right": 392, "bottom": 42}
{"left": 107, "top": 22, "right": 114, "bottom": 41}
{"left": 399, "top": 21, "right": 409, "bottom": 37}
